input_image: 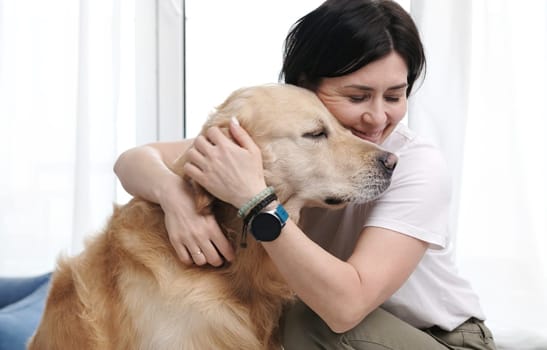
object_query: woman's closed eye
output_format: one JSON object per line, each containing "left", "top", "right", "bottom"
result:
{"left": 348, "top": 94, "right": 370, "bottom": 103}
{"left": 385, "top": 95, "right": 402, "bottom": 102}
{"left": 349, "top": 95, "right": 402, "bottom": 103}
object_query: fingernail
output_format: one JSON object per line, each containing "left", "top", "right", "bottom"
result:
{"left": 231, "top": 116, "right": 240, "bottom": 126}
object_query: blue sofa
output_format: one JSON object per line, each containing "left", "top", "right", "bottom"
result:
{"left": 0, "top": 273, "right": 51, "bottom": 350}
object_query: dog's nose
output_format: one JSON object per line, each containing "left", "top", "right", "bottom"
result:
{"left": 378, "top": 152, "right": 398, "bottom": 175}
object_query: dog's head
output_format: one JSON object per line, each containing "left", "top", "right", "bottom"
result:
{"left": 174, "top": 84, "right": 396, "bottom": 224}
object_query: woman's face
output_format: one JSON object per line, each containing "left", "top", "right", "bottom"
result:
{"left": 316, "top": 51, "right": 408, "bottom": 145}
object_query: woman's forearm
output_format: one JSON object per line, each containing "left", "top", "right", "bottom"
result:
{"left": 114, "top": 140, "right": 192, "bottom": 205}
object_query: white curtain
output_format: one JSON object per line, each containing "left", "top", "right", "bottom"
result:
{"left": 410, "top": 1, "right": 547, "bottom": 349}
{"left": 0, "top": 0, "right": 136, "bottom": 276}
{"left": 0, "top": 0, "right": 183, "bottom": 277}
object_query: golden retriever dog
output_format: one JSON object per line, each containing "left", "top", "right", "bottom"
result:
{"left": 28, "top": 84, "right": 397, "bottom": 350}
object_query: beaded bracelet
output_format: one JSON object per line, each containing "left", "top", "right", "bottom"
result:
{"left": 240, "top": 193, "right": 278, "bottom": 248}
{"left": 237, "top": 186, "right": 275, "bottom": 218}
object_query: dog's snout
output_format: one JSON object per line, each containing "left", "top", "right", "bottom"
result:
{"left": 378, "top": 152, "right": 398, "bottom": 175}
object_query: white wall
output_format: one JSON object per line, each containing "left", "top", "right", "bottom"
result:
{"left": 184, "top": 0, "right": 324, "bottom": 138}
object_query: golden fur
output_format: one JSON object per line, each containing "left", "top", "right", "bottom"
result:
{"left": 28, "top": 84, "right": 394, "bottom": 350}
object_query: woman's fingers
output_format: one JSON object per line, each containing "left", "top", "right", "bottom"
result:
{"left": 187, "top": 245, "right": 208, "bottom": 266}
{"left": 188, "top": 136, "right": 213, "bottom": 168}
{"left": 197, "top": 237, "right": 233, "bottom": 267}
{"left": 164, "top": 201, "right": 234, "bottom": 266}
{"left": 209, "top": 227, "right": 236, "bottom": 263}
{"left": 170, "top": 231, "right": 231, "bottom": 267}
{"left": 229, "top": 117, "right": 259, "bottom": 152}
{"left": 182, "top": 161, "right": 206, "bottom": 188}
{"left": 173, "top": 242, "right": 193, "bottom": 265}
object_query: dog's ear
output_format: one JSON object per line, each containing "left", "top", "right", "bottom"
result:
{"left": 168, "top": 86, "right": 256, "bottom": 215}
{"left": 201, "top": 86, "right": 256, "bottom": 137}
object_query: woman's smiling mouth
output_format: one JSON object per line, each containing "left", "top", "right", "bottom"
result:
{"left": 351, "top": 128, "right": 384, "bottom": 144}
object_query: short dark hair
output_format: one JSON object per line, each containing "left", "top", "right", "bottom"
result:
{"left": 280, "top": 0, "right": 426, "bottom": 96}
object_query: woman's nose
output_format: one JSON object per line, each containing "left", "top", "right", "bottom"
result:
{"left": 361, "top": 102, "right": 386, "bottom": 126}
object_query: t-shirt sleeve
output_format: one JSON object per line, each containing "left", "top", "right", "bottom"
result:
{"left": 363, "top": 141, "right": 452, "bottom": 249}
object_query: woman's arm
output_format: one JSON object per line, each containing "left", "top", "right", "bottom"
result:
{"left": 262, "top": 223, "right": 427, "bottom": 333}
{"left": 184, "top": 120, "right": 428, "bottom": 332}
{"left": 114, "top": 140, "right": 190, "bottom": 204}
{"left": 114, "top": 140, "right": 235, "bottom": 266}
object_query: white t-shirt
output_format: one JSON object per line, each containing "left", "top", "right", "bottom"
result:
{"left": 299, "top": 123, "right": 485, "bottom": 331}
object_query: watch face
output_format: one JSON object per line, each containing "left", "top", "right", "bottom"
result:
{"left": 250, "top": 212, "right": 281, "bottom": 241}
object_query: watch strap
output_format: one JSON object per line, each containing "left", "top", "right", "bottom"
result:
{"left": 272, "top": 204, "right": 289, "bottom": 227}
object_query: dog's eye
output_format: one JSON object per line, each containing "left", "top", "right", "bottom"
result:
{"left": 303, "top": 130, "right": 328, "bottom": 140}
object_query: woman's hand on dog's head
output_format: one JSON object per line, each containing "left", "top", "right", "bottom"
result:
{"left": 183, "top": 121, "right": 267, "bottom": 210}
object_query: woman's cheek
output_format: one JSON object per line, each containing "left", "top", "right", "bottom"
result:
{"left": 390, "top": 102, "right": 407, "bottom": 123}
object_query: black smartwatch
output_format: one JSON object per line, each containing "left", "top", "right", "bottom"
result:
{"left": 249, "top": 204, "right": 289, "bottom": 242}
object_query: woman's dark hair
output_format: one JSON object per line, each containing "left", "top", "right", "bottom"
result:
{"left": 280, "top": 0, "right": 426, "bottom": 96}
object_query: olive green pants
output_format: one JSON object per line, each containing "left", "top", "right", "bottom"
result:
{"left": 282, "top": 301, "right": 497, "bottom": 350}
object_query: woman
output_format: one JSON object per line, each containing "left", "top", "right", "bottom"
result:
{"left": 115, "top": 0, "right": 497, "bottom": 348}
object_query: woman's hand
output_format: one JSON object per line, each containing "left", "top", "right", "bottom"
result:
{"left": 184, "top": 118, "right": 267, "bottom": 210}
{"left": 158, "top": 176, "right": 235, "bottom": 266}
